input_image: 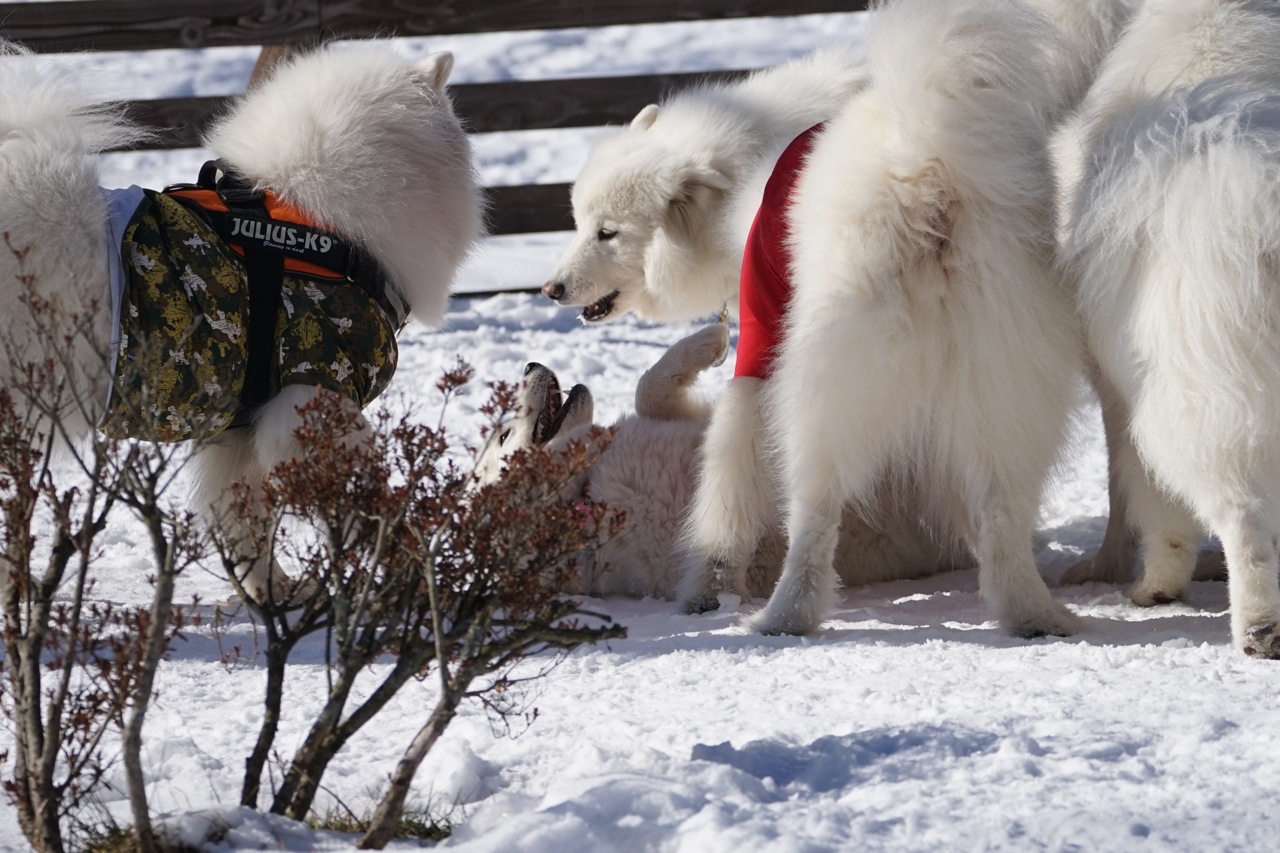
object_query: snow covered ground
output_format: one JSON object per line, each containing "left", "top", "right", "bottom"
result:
{"left": 5, "top": 9, "right": 1280, "bottom": 852}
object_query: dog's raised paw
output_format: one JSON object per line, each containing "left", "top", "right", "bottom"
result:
{"left": 676, "top": 323, "right": 731, "bottom": 372}
{"left": 1241, "top": 622, "right": 1280, "bottom": 659}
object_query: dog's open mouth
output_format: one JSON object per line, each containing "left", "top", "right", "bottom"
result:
{"left": 527, "top": 365, "right": 591, "bottom": 445}
{"left": 581, "top": 290, "right": 620, "bottom": 323}
{"left": 539, "top": 383, "right": 590, "bottom": 445}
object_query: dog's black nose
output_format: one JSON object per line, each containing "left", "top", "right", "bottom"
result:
{"left": 524, "top": 362, "right": 544, "bottom": 376}
{"left": 541, "top": 280, "right": 565, "bottom": 301}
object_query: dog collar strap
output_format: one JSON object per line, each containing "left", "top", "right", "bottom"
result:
{"left": 164, "top": 161, "right": 411, "bottom": 329}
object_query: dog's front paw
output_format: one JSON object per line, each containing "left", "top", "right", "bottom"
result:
{"left": 746, "top": 597, "right": 822, "bottom": 636}
{"left": 1239, "top": 621, "right": 1280, "bottom": 659}
{"left": 1002, "top": 600, "right": 1082, "bottom": 639}
{"left": 1129, "top": 576, "right": 1185, "bottom": 607}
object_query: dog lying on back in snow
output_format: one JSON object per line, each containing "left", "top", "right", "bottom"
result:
{"left": 0, "top": 42, "right": 483, "bottom": 600}
{"left": 470, "top": 325, "right": 967, "bottom": 600}
{"left": 1054, "top": 0, "right": 1280, "bottom": 656}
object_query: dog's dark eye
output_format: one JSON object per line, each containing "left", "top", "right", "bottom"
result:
{"left": 498, "top": 428, "right": 511, "bottom": 446}
{"left": 597, "top": 228, "right": 617, "bottom": 241}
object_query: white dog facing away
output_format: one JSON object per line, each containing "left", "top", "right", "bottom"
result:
{"left": 541, "top": 44, "right": 866, "bottom": 324}
{"left": 1055, "top": 0, "right": 1280, "bottom": 657}
{"left": 471, "top": 325, "right": 967, "bottom": 600}
{"left": 680, "top": 0, "right": 1107, "bottom": 637}
{"left": 0, "top": 43, "right": 483, "bottom": 600}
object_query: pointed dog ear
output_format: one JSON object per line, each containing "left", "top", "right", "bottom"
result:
{"left": 417, "top": 51, "right": 455, "bottom": 92}
{"left": 631, "top": 103, "right": 661, "bottom": 130}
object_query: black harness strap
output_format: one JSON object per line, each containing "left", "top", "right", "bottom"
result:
{"left": 194, "top": 162, "right": 284, "bottom": 425}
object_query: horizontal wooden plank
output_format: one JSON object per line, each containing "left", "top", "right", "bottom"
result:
{"left": 450, "top": 69, "right": 746, "bottom": 133}
{"left": 0, "top": 0, "right": 868, "bottom": 53}
{"left": 115, "top": 68, "right": 747, "bottom": 150}
{"left": 484, "top": 183, "right": 574, "bottom": 236}
{"left": 318, "top": 0, "right": 871, "bottom": 41}
{"left": 0, "top": 1, "right": 320, "bottom": 52}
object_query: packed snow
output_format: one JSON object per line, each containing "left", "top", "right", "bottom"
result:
{"left": 4, "top": 10, "right": 1279, "bottom": 852}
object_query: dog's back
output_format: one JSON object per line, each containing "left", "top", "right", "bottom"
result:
{"left": 1065, "top": 0, "right": 1280, "bottom": 429}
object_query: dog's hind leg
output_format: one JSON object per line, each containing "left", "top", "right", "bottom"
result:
{"left": 678, "top": 377, "right": 774, "bottom": 613}
{"left": 634, "top": 323, "right": 729, "bottom": 422}
{"left": 972, "top": 497, "right": 1081, "bottom": 638}
{"left": 1059, "top": 375, "right": 1138, "bottom": 585}
{"left": 189, "top": 431, "right": 287, "bottom": 603}
{"left": 746, "top": 322, "right": 916, "bottom": 635}
{"left": 748, "top": 495, "right": 843, "bottom": 636}
{"left": 1116, "top": 440, "right": 1201, "bottom": 607}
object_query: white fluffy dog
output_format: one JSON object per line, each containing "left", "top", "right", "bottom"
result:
{"left": 541, "top": 45, "right": 866, "bottom": 323}
{"left": 471, "top": 325, "right": 965, "bottom": 599}
{"left": 1055, "top": 0, "right": 1280, "bottom": 657}
{"left": 0, "top": 43, "right": 482, "bottom": 599}
{"left": 681, "top": 0, "right": 1098, "bottom": 637}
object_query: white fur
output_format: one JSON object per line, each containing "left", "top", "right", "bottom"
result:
{"left": 0, "top": 43, "right": 482, "bottom": 600}
{"left": 473, "top": 325, "right": 964, "bottom": 599}
{"left": 543, "top": 45, "right": 867, "bottom": 323}
{"left": 681, "top": 0, "right": 1095, "bottom": 637}
{"left": 1057, "top": 0, "right": 1280, "bottom": 656}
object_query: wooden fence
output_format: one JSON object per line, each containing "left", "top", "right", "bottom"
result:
{"left": 0, "top": 0, "right": 868, "bottom": 240}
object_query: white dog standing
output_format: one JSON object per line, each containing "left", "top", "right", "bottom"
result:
{"left": 1056, "top": 0, "right": 1280, "bottom": 657}
{"left": 682, "top": 0, "right": 1100, "bottom": 637}
{"left": 0, "top": 43, "right": 482, "bottom": 599}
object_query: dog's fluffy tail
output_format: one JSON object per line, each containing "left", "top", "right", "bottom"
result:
{"left": 0, "top": 41, "right": 146, "bottom": 158}
{"left": 866, "top": 0, "right": 1070, "bottom": 121}
{"left": 850, "top": 0, "right": 1069, "bottom": 247}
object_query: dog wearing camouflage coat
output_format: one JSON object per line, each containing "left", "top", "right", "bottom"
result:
{"left": 0, "top": 42, "right": 482, "bottom": 600}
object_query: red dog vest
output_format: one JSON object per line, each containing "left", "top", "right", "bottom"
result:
{"left": 733, "top": 123, "right": 824, "bottom": 380}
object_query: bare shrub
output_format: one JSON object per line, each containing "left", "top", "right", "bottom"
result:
{"left": 214, "top": 370, "right": 626, "bottom": 848}
{"left": 1, "top": 241, "right": 200, "bottom": 853}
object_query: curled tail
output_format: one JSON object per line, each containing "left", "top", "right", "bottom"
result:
{"left": 866, "top": 0, "right": 1070, "bottom": 129}
{"left": 848, "top": 0, "right": 1068, "bottom": 249}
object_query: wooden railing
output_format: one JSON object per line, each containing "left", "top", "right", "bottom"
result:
{"left": 0, "top": 0, "right": 869, "bottom": 237}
